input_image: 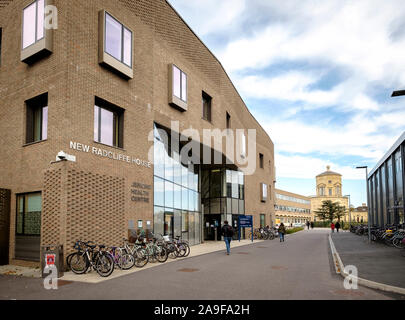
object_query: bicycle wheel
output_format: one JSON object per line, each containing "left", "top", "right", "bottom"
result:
{"left": 156, "top": 245, "right": 168, "bottom": 263}
{"left": 167, "top": 244, "right": 177, "bottom": 259}
{"left": 66, "top": 252, "right": 77, "bottom": 269}
{"left": 134, "top": 248, "right": 149, "bottom": 268}
{"left": 176, "top": 243, "right": 187, "bottom": 257}
{"left": 120, "top": 253, "right": 135, "bottom": 270}
{"left": 180, "top": 242, "right": 190, "bottom": 257}
{"left": 69, "top": 252, "right": 88, "bottom": 274}
{"left": 393, "top": 238, "right": 405, "bottom": 249}
{"left": 269, "top": 233, "right": 275, "bottom": 240}
{"left": 95, "top": 253, "right": 115, "bottom": 277}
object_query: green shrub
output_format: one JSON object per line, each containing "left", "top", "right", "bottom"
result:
{"left": 286, "top": 227, "right": 304, "bottom": 234}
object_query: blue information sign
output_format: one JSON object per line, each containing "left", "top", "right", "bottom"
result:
{"left": 238, "top": 215, "right": 254, "bottom": 242}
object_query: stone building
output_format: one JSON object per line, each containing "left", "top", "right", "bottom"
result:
{"left": 310, "top": 166, "right": 349, "bottom": 222}
{"left": 274, "top": 189, "right": 311, "bottom": 226}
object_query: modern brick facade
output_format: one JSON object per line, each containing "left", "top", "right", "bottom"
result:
{"left": 0, "top": 0, "right": 275, "bottom": 264}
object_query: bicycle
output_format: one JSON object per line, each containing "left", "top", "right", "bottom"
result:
{"left": 122, "top": 238, "right": 149, "bottom": 268}
{"left": 106, "top": 245, "right": 135, "bottom": 270}
{"left": 68, "top": 241, "right": 115, "bottom": 277}
{"left": 137, "top": 234, "right": 168, "bottom": 263}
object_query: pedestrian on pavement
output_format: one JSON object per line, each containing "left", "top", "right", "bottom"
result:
{"left": 278, "top": 223, "right": 286, "bottom": 242}
{"left": 311, "top": 221, "right": 314, "bottom": 229}
{"left": 335, "top": 221, "right": 341, "bottom": 233}
{"left": 221, "top": 220, "right": 234, "bottom": 255}
{"left": 331, "top": 222, "right": 335, "bottom": 233}
{"left": 306, "top": 221, "right": 310, "bottom": 230}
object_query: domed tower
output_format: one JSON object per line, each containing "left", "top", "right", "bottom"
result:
{"left": 316, "top": 165, "right": 342, "bottom": 197}
{"left": 310, "top": 166, "right": 349, "bottom": 222}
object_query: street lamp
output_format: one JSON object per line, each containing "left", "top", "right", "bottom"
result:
{"left": 344, "top": 194, "right": 351, "bottom": 229}
{"left": 356, "top": 166, "right": 371, "bottom": 243}
{"left": 391, "top": 90, "right": 405, "bottom": 97}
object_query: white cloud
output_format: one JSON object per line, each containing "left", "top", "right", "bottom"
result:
{"left": 169, "top": 0, "right": 405, "bottom": 182}
{"left": 274, "top": 153, "right": 365, "bottom": 180}
{"left": 168, "top": 0, "right": 246, "bottom": 36}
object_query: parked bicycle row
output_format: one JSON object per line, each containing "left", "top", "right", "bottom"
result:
{"left": 350, "top": 223, "right": 405, "bottom": 251}
{"left": 248, "top": 227, "right": 278, "bottom": 240}
{"left": 66, "top": 233, "right": 190, "bottom": 277}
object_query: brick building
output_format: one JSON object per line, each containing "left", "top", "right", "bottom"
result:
{"left": 0, "top": 0, "right": 275, "bottom": 265}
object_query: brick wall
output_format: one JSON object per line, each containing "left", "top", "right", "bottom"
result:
{"left": 42, "top": 161, "right": 125, "bottom": 261}
{"left": 0, "top": 189, "right": 11, "bottom": 265}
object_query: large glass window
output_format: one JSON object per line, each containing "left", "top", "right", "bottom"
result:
{"left": 381, "top": 166, "right": 387, "bottom": 225}
{"left": 104, "top": 12, "right": 132, "bottom": 67}
{"left": 22, "top": 0, "right": 45, "bottom": 49}
{"left": 26, "top": 93, "right": 48, "bottom": 144}
{"left": 16, "top": 193, "right": 41, "bottom": 236}
{"left": 395, "top": 150, "right": 403, "bottom": 206}
{"left": 94, "top": 98, "right": 124, "bottom": 148}
{"left": 153, "top": 123, "right": 201, "bottom": 244}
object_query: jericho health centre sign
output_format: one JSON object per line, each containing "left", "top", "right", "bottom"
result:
{"left": 69, "top": 141, "right": 152, "bottom": 168}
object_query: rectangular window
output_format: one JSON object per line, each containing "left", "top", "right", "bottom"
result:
{"left": 261, "top": 183, "right": 268, "bottom": 202}
{"left": 329, "top": 188, "right": 332, "bottom": 196}
{"left": 226, "top": 112, "right": 231, "bottom": 129}
{"left": 241, "top": 132, "right": 247, "bottom": 158}
{"left": 22, "top": 0, "right": 45, "bottom": 49}
{"left": 202, "top": 91, "right": 212, "bottom": 122}
{"left": 26, "top": 93, "right": 48, "bottom": 144}
{"left": 172, "top": 65, "right": 187, "bottom": 102}
{"left": 104, "top": 12, "right": 132, "bottom": 67}
{"left": 259, "top": 153, "right": 264, "bottom": 169}
{"left": 260, "top": 214, "right": 266, "bottom": 228}
{"left": 94, "top": 97, "right": 124, "bottom": 148}
{"left": 16, "top": 193, "right": 42, "bottom": 236}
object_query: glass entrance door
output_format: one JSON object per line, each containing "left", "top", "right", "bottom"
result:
{"left": 204, "top": 214, "right": 221, "bottom": 241}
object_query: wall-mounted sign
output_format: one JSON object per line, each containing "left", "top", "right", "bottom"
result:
{"left": 69, "top": 141, "right": 152, "bottom": 168}
{"left": 131, "top": 182, "right": 151, "bottom": 203}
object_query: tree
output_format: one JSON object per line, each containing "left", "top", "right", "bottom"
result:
{"left": 314, "top": 200, "right": 347, "bottom": 222}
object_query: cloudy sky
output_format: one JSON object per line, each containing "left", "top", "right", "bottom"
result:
{"left": 168, "top": 0, "right": 405, "bottom": 206}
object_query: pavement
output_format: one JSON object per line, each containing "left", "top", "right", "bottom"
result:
{"left": 0, "top": 239, "right": 263, "bottom": 284}
{"left": 1, "top": 229, "right": 404, "bottom": 300}
{"left": 60, "top": 239, "right": 264, "bottom": 283}
{"left": 331, "top": 231, "right": 405, "bottom": 290}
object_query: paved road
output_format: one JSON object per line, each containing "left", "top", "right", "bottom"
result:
{"left": 0, "top": 229, "right": 403, "bottom": 300}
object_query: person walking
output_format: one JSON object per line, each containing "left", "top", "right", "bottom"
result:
{"left": 331, "top": 222, "right": 335, "bottom": 233}
{"left": 335, "top": 221, "right": 341, "bottom": 233}
{"left": 221, "top": 220, "right": 234, "bottom": 255}
{"left": 278, "top": 223, "right": 286, "bottom": 242}
{"left": 310, "top": 221, "right": 314, "bottom": 229}
{"left": 306, "top": 221, "right": 310, "bottom": 230}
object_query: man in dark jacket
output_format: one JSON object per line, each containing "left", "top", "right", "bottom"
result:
{"left": 221, "top": 221, "right": 234, "bottom": 255}
{"left": 278, "top": 223, "right": 286, "bottom": 242}
{"left": 335, "top": 221, "right": 341, "bottom": 233}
